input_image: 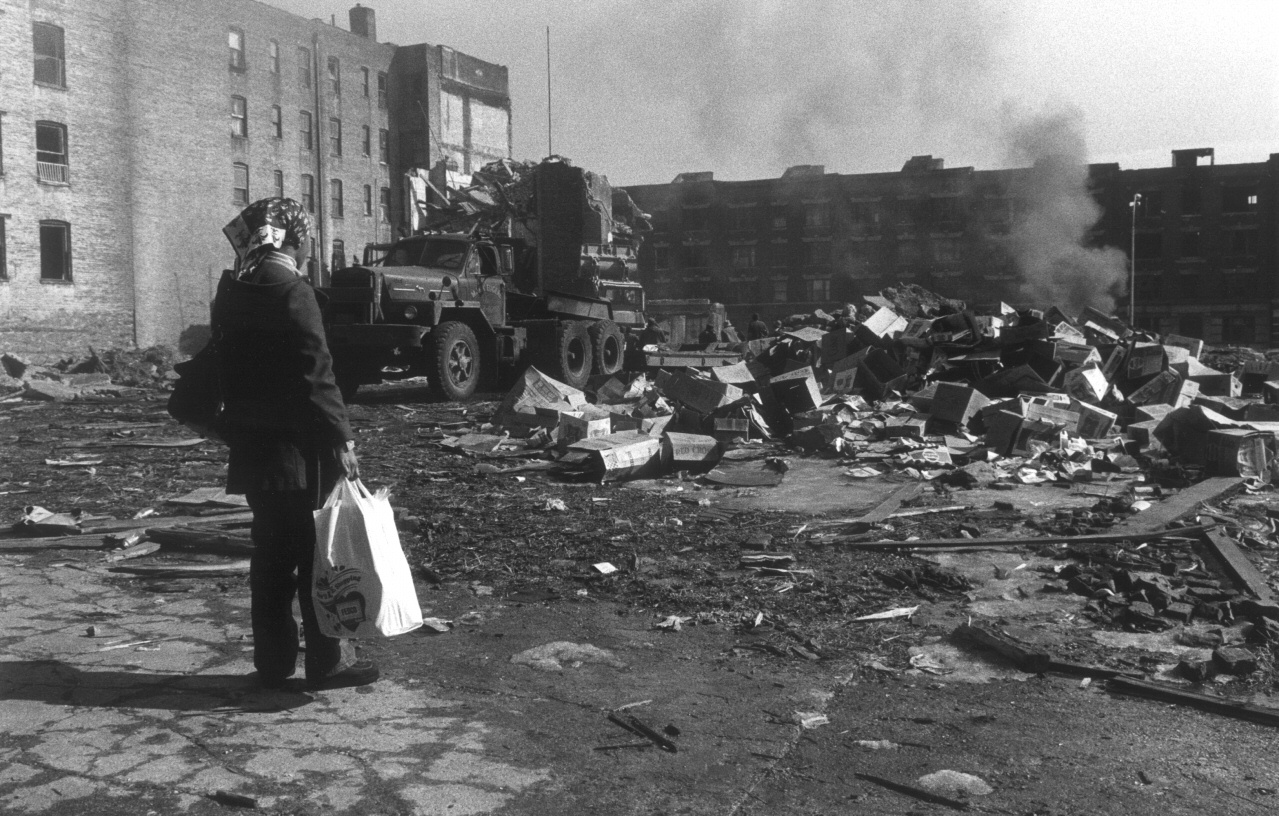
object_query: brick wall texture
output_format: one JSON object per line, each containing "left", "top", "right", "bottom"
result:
{"left": 0, "top": 0, "right": 511, "bottom": 360}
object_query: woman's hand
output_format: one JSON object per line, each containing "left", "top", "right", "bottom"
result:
{"left": 337, "top": 445, "right": 360, "bottom": 481}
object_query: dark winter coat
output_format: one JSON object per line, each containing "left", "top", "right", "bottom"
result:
{"left": 212, "top": 256, "right": 352, "bottom": 493}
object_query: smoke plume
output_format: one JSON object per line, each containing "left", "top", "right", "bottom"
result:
{"left": 1001, "top": 107, "right": 1128, "bottom": 315}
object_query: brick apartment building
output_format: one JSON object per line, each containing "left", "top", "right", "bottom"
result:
{"left": 0, "top": 0, "right": 511, "bottom": 358}
{"left": 625, "top": 149, "right": 1279, "bottom": 347}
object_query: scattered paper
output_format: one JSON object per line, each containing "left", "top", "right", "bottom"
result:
{"left": 852, "top": 605, "right": 919, "bottom": 622}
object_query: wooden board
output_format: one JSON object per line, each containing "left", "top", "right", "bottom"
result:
{"left": 1108, "top": 676, "right": 1279, "bottom": 728}
{"left": 842, "top": 523, "right": 1216, "bottom": 551}
{"left": 1108, "top": 477, "right": 1243, "bottom": 534}
{"left": 1200, "top": 527, "right": 1275, "bottom": 601}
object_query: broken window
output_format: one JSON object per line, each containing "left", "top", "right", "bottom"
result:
{"left": 803, "top": 277, "right": 830, "bottom": 301}
{"left": 330, "top": 179, "right": 344, "bottom": 218}
{"left": 230, "top": 96, "right": 247, "bottom": 138}
{"left": 328, "top": 57, "right": 340, "bottom": 96}
{"left": 273, "top": 169, "right": 284, "bottom": 199}
{"left": 1222, "top": 315, "right": 1256, "bottom": 344}
{"left": 379, "top": 187, "right": 390, "bottom": 222}
{"left": 1181, "top": 187, "right": 1202, "bottom": 216}
{"left": 299, "top": 111, "right": 313, "bottom": 150}
{"left": 1180, "top": 230, "right": 1201, "bottom": 258}
{"left": 1222, "top": 186, "right": 1259, "bottom": 214}
{"left": 363, "top": 184, "right": 373, "bottom": 216}
{"left": 329, "top": 118, "right": 342, "bottom": 156}
{"left": 1225, "top": 229, "right": 1258, "bottom": 257}
{"left": 35, "top": 121, "right": 69, "bottom": 184}
{"left": 228, "top": 28, "right": 245, "bottom": 72}
{"left": 33, "top": 22, "right": 66, "bottom": 87}
{"left": 297, "top": 47, "right": 311, "bottom": 89}
{"left": 270, "top": 105, "right": 282, "bottom": 139}
{"left": 731, "top": 246, "right": 756, "bottom": 268}
{"left": 1133, "top": 231, "right": 1162, "bottom": 260}
{"left": 232, "top": 162, "right": 249, "bottom": 206}
{"left": 301, "top": 174, "right": 315, "bottom": 212}
{"left": 804, "top": 204, "right": 831, "bottom": 229}
{"left": 268, "top": 39, "right": 279, "bottom": 73}
{"left": 39, "top": 220, "right": 71, "bottom": 281}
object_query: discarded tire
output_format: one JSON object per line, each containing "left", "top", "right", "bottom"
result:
{"left": 589, "top": 320, "right": 625, "bottom": 376}
{"left": 432, "top": 321, "right": 480, "bottom": 401}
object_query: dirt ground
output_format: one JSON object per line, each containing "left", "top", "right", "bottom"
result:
{"left": 3, "top": 381, "right": 1279, "bottom": 815}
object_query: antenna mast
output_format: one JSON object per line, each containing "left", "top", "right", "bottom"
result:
{"left": 546, "top": 26, "right": 553, "bottom": 157}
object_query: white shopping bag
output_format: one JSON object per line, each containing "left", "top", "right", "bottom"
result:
{"left": 312, "top": 478, "right": 423, "bottom": 638}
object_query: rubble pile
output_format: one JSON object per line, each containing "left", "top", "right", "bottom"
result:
{"left": 0, "top": 346, "right": 176, "bottom": 401}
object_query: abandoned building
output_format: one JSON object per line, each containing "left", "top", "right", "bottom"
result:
{"left": 0, "top": 1, "right": 511, "bottom": 358}
{"left": 625, "top": 149, "right": 1279, "bottom": 346}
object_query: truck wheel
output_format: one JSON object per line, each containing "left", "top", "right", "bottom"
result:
{"left": 552, "top": 321, "right": 594, "bottom": 389}
{"left": 433, "top": 321, "right": 480, "bottom": 401}
{"left": 589, "top": 320, "right": 625, "bottom": 376}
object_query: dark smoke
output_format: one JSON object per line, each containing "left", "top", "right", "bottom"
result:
{"left": 1001, "top": 107, "right": 1128, "bottom": 315}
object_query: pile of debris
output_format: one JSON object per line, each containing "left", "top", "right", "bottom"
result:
{"left": 1, "top": 347, "right": 176, "bottom": 401}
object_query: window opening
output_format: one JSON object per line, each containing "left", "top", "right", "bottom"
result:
{"left": 228, "top": 28, "right": 245, "bottom": 72}
{"left": 230, "top": 96, "right": 247, "bottom": 138}
{"left": 33, "top": 23, "right": 66, "bottom": 87}
{"left": 39, "top": 220, "right": 72, "bottom": 281}
{"left": 330, "top": 179, "right": 344, "bottom": 217}
{"left": 232, "top": 163, "right": 250, "bottom": 206}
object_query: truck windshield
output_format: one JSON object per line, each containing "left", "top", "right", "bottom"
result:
{"left": 382, "top": 238, "right": 468, "bottom": 270}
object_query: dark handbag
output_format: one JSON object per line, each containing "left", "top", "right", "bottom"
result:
{"left": 167, "top": 343, "right": 223, "bottom": 437}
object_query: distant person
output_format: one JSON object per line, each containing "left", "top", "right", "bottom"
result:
{"left": 215, "top": 197, "right": 377, "bottom": 692}
{"left": 698, "top": 323, "right": 719, "bottom": 345}
{"left": 747, "top": 313, "right": 769, "bottom": 340}
{"left": 638, "top": 318, "right": 667, "bottom": 347}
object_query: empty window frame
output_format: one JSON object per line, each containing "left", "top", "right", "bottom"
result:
{"left": 33, "top": 22, "right": 66, "bottom": 87}
{"left": 378, "top": 128, "right": 389, "bottom": 164}
{"left": 299, "top": 111, "right": 313, "bottom": 150}
{"left": 268, "top": 39, "right": 279, "bottom": 73}
{"left": 228, "top": 28, "right": 245, "bottom": 72}
{"left": 327, "top": 57, "right": 340, "bottom": 95}
{"left": 803, "top": 277, "right": 830, "bottom": 301}
{"left": 35, "top": 121, "right": 69, "bottom": 184}
{"left": 230, "top": 96, "right": 248, "bottom": 138}
{"left": 363, "top": 184, "right": 373, "bottom": 216}
{"left": 330, "top": 178, "right": 344, "bottom": 217}
{"left": 297, "top": 47, "right": 311, "bottom": 88}
{"left": 731, "top": 245, "right": 756, "bottom": 268}
{"left": 772, "top": 278, "right": 789, "bottom": 302}
{"left": 1222, "top": 186, "right": 1259, "bottom": 214}
{"left": 273, "top": 169, "right": 284, "bottom": 199}
{"left": 331, "top": 239, "right": 346, "bottom": 270}
{"left": 0, "top": 218, "right": 7, "bottom": 280}
{"left": 377, "top": 72, "right": 388, "bottom": 108}
{"left": 270, "top": 105, "right": 282, "bottom": 139}
{"left": 232, "top": 162, "right": 249, "bottom": 206}
{"left": 329, "top": 118, "right": 342, "bottom": 156}
{"left": 361, "top": 67, "right": 370, "bottom": 97}
{"left": 301, "top": 174, "right": 315, "bottom": 213}
{"left": 362, "top": 125, "right": 371, "bottom": 157}
{"left": 379, "top": 187, "right": 390, "bottom": 222}
{"left": 39, "top": 220, "right": 71, "bottom": 281}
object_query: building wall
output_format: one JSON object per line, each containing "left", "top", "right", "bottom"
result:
{"left": 0, "top": 0, "right": 511, "bottom": 360}
{"left": 625, "top": 151, "right": 1279, "bottom": 346}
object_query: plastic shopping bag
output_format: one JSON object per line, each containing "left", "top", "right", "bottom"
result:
{"left": 312, "top": 478, "right": 423, "bottom": 638}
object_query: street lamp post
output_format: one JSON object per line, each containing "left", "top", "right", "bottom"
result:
{"left": 1129, "top": 192, "right": 1142, "bottom": 325}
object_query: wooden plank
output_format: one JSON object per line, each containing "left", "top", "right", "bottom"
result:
{"left": 1109, "top": 477, "right": 1244, "bottom": 534}
{"left": 841, "top": 523, "right": 1216, "bottom": 551}
{"left": 953, "top": 624, "right": 1050, "bottom": 673}
{"left": 858, "top": 483, "right": 923, "bottom": 525}
{"left": 1200, "top": 528, "right": 1275, "bottom": 601}
{"left": 1108, "top": 676, "right": 1279, "bottom": 728}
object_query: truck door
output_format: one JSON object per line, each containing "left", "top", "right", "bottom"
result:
{"left": 476, "top": 245, "right": 505, "bottom": 327}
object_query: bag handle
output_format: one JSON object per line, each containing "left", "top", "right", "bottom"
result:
{"left": 322, "top": 477, "right": 373, "bottom": 508}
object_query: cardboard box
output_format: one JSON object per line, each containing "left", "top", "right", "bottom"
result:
{"left": 655, "top": 370, "right": 745, "bottom": 414}
{"left": 858, "top": 349, "right": 909, "bottom": 400}
{"left": 557, "top": 408, "right": 613, "bottom": 448}
{"left": 860, "top": 306, "right": 909, "bottom": 339}
{"left": 1127, "top": 371, "right": 1187, "bottom": 406}
{"left": 1163, "top": 334, "right": 1204, "bottom": 360}
{"left": 712, "top": 417, "right": 750, "bottom": 440}
{"left": 1079, "top": 307, "right": 1126, "bottom": 340}
{"left": 569, "top": 431, "right": 664, "bottom": 481}
{"left": 1010, "top": 418, "right": 1059, "bottom": 456}
{"left": 985, "top": 410, "right": 1025, "bottom": 455}
{"left": 662, "top": 432, "right": 722, "bottom": 466}
{"left": 1206, "top": 428, "right": 1273, "bottom": 481}
{"left": 1023, "top": 402, "right": 1080, "bottom": 433}
{"left": 1126, "top": 343, "right": 1166, "bottom": 379}
{"left": 884, "top": 413, "right": 929, "bottom": 439}
{"left": 1135, "top": 403, "right": 1175, "bottom": 424}
{"left": 930, "top": 382, "right": 992, "bottom": 427}
{"left": 1063, "top": 364, "right": 1108, "bottom": 404}
{"left": 710, "top": 361, "right": 757, "bottom": 387}
{"left": 820, "top": 329, "right": 856, "bottom": 364}
{"left": 768, "top": 366, "right": 823, "bottom": 413}
{"left": 901, "top": 447, "right": 953, "bottom": 466}
{"left": 1071, "top": 401, "right": 1118, "bottom": 439}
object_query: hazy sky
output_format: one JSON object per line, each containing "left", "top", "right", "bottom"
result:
{"left": 266, "top": 0, "right": 1279, "bottom": 186}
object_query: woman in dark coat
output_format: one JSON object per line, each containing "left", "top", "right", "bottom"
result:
{"left": 215, "top": 198, "right": 377, "bottom": 691}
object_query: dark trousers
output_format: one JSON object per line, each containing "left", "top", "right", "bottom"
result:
{"left": 246, "top": 489, "right": 349, "bottom": 682}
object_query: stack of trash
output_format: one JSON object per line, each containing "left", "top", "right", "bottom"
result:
{"left": 481, "top": 282, "right": 1279, "bottom": 487}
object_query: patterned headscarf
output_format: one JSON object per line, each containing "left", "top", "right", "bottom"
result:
{"left": 223, "top": 198, "right": 312, "bottom": 279}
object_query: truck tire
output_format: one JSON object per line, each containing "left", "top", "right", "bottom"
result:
{"left": 589, "top": 320, "right": 625, "bottom": 376}
{"left": 433, "top": 321, "right": 480, "bottom": 401}
{"left": 552, "top": 321, "right": 594, "bottom": 389}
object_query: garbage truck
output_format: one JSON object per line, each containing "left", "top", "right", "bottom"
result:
{"left": 319, "top": 156, "right": 650, "bottom": 400}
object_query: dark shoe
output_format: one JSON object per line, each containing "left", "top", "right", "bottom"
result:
{"left": 306, "top": 660, "right": 379, "bottom": 691}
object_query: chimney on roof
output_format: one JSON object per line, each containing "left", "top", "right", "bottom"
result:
{"left": 350, "top": 4, "right": 376, "bottom": 41}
